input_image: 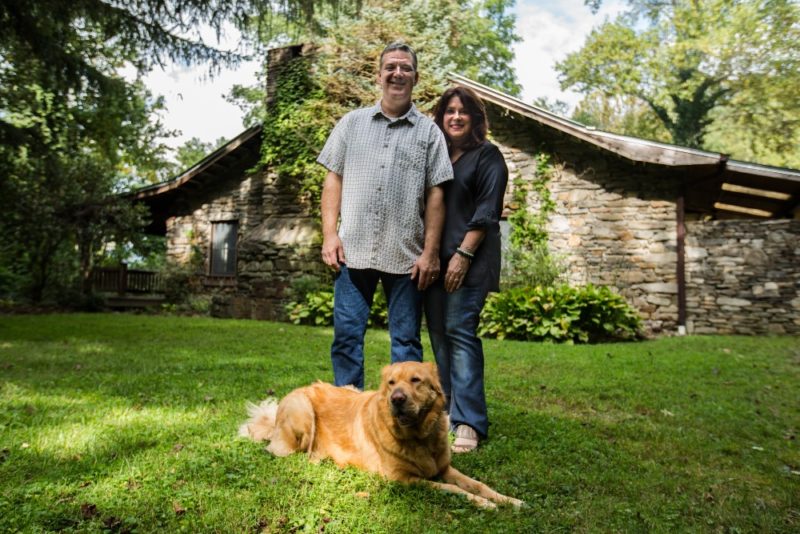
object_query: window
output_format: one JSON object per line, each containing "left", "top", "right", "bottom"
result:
{"left": 210, "top": 221, "right": 238, "bottom": 276}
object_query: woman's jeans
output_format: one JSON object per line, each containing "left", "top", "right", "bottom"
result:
{"left": 331, "top": 265, "right": 423, "bottom": 389}
{"left": 424, "top": 280, "right": 490, "bottom": 438}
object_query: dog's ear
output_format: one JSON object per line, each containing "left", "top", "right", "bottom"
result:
{"left": 424, "top": 361, "right": 438, "bottom": 376}
{"left": 424, "top": 362, "right": 443, "bottom": 395}
{"left": 380, "top": 364, "right": 393, "bottom": 386}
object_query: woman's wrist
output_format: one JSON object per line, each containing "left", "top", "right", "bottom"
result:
{"left": 455, "top": 247, "right": 474, "bottom": 260}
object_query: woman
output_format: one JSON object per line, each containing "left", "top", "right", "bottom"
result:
{"left": 425, "top": 86, "right": 508, "bottom": 453}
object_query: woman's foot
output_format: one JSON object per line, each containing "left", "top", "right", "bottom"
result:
{"left": 452, "top": 425, "right": 479, "bottom": 453}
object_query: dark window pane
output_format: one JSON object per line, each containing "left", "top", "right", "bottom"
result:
{"left": 211, "top": 222, "right": 237, "bottom": 275}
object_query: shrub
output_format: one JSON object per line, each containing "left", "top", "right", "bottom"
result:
{"left": 501, "top": 241, "right": 567, "bottom": 290}
{"left": 286, "top": 286, "right": 389, "bottom": 328}
{"left": 479, "top": 284, "right": 642, "bottom": 343}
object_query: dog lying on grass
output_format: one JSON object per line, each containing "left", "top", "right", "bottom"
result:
{"left": 239, "top": 361, "right": 523, "bottom": 509}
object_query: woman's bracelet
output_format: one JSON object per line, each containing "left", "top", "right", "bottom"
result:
{"left": 455, "top": 247, "right": 474, "bottom": 260}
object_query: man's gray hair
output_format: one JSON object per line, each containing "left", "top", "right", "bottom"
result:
{"left": 379, "top": 41, "right": 417, "bottom": 71}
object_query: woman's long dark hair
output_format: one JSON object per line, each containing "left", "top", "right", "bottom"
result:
{"left": 433, "top": 86, "right": 489, "bottom": 152}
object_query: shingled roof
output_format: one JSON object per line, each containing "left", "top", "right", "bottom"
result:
{"left": 449, "top": 74, "right": 800, "bottom": 219}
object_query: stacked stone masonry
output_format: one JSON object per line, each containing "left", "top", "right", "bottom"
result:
{"left": 488, "top": 106, "right": 799, "bottom": 335}
{"left": 165, "top": 162, "right": 323, "bottom": 321}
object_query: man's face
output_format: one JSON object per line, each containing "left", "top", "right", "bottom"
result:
{"left": 378, "top": 50, "right": 418, "bottom": 104}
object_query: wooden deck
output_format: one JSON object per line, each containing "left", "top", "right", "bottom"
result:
{"left": 90, "top": 265, "right": 165, "bottom": 308}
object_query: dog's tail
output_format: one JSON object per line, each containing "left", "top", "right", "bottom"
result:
{"left": 238, "top": 398, "right": 279, "bottom": 442}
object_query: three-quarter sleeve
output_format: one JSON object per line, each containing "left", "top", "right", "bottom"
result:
{"left": 466, "top": 144, "right": 508, "bottom": 230}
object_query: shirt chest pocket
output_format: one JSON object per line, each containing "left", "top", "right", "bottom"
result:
{"left": 394, "top": 139, "right": 428, "bottom": 181}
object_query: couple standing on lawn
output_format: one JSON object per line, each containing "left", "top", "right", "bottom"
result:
{"left": 316, "top": 41, "right": 508, "bottom": 454}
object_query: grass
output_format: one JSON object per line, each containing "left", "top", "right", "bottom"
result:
{"left": 0, "top": 313, "right": 798, "bottom": 533}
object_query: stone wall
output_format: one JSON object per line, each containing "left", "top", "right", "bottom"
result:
{"left": 685, "top": 219, "right": 800, "bottom": 334}
{"left": 486, "top": 105, "right": 800, "bottom": 335}
{"left": 489, "top": 109, "right": 683, "bottom": 334}
{"left": 164, "top": 160, "right": 324, "bottom": 321}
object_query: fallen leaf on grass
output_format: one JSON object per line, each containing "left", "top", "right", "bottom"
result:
{"left": 355, "top": 491, "right": 370, "bottom": 499}
{"left": 80, "top": 503, "right": 98, "bottom": 519}
{"left": 172, "top": 501, "right": 186, "bottom": 515}
{"left": 103, "top": 516, "right": 123, "bottom": 531}
{"left": 172, "top": 443, "right": 184, "bottom": 453}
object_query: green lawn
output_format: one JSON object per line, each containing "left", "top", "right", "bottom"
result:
{"left": 0, "top": 313, "right": 798, "bottom": 533}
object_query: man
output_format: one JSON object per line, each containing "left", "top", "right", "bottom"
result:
{"left": 316, "top": 42, "right": 453, "bottom": 389}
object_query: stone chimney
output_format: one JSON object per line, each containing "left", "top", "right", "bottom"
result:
{"left": 266, "top": 43, "right": 314, "bottom": 108}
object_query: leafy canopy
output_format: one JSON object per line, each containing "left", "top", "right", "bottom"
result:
{"left": 230, "top": 0, "right": 521, "bottom": 211}
{"left": 560, "top": 0, "right": 800, "bottom": 167}
{"left": 0, "top": 0, "right": 357, "bottom": 302}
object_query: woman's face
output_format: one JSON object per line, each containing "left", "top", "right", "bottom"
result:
{"left": 443, "top": 96, "right": 472, "bottom": 146}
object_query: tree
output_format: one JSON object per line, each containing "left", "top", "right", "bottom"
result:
{"left": 558, "top": 0, "right": 800, "bottom": 164}
{"left": 229, "top": 0, "right": 521, "bottom": 211}
{"left": 175, "top": 136, "right": 230, "bottom": 169}
{"left": 571, "top": 91, "right": 671, "bottom": 143}
{"left": 0, "top": 0, "right": 357, "bottom": 302}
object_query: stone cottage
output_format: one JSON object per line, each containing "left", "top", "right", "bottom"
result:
{"left": 134, "top": 46, "right": 800, "bottom": 334}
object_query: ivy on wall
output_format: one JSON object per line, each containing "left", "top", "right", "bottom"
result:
{"left": 507, "top": 152, "right": 556, "bottom": 249}
{"left": 258, "top": 54, "right": 339, "bottom": 214}
{"left": 502, "top": 152, "right": 565, "bottom": 289}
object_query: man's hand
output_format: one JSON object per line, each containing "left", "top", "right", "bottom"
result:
{"left": 320, "top": 171, "right": 344, "bottom": 271}
{"left": 411, "top": 250, "right": 440, "bottom": 290}
{"left": 322, "top": 233, "right": 345, "bottom": 271}
{"left": 444, "top": 254, "right": 470, "bottom": 293}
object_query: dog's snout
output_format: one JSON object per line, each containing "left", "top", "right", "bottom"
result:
{"left": 390, "top": 389, "right": 407, "bottom": 405}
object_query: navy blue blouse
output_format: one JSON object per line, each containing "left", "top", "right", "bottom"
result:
{"left": 439, "top": 141, "right": 508, "bottom": 291}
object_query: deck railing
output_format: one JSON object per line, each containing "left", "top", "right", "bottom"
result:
{"left": 91, "top": 265, "right": 165, "bottom": 294}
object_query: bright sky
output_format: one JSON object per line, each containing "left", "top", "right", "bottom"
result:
{"left": 144, "top": 0, "right": 625, "bottom": 152}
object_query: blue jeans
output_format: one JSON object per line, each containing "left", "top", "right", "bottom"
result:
{"left": 331, "top": 265, "right": 423, "bottom": 389}
{"left": 424, "top": 280, "right": 490, "bottom": 438}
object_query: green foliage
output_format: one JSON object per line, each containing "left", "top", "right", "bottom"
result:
{"left": 501, "top": 242, "right": 566, "bottom": 290}
{"left": 231, "top": 0, "right": 522, "bottom": 210}
{"left": 560, "top": 0, "right": 800, "bottom": 164}
{"left": 286, "top": 286, "right": 389, "bottom": 327}
{"left": 507, "top": 153, "right": 555, "bottom": 250}
{"left": 258, "top": 55, "right": 333, "bottom": 210}
{"left": 174, "top": 136, "right": 229, "bottom": 171}
{"left": 160, "top": 251, "right": 204, "bottom": 306}
{"left": 479, "top": 284, "right": 642, "bottom": 343}
{"left": 571, "top": 91, "right": 672, "bottom": 143}
{"left": 502, "top": 153, "right": 564, "bottom": 289}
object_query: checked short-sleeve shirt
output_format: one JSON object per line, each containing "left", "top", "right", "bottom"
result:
{"left": 317, "top": 102, "right": 453, "bottom": 274}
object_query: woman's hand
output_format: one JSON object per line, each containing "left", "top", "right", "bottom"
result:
{"left": 444, "top": 253, "right": 471, "bottom": 293}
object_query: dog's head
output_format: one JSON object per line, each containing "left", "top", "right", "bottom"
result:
{"left": 379, "top": 361, "right": 445, "bottom": 433}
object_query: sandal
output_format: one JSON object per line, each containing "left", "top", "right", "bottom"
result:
{"left": 452, "top": 425, "right": 479, "bottom": 454}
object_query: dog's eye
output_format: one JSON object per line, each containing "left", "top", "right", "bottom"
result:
{"left": 388, "top": 379, "right": 395, "bottom": 386}
{"left": 411, "top": 376, "right": 421, "bottom": 383}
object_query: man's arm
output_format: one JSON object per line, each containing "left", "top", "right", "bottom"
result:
{"left": 321, "top": 170, "right": 345, "bottom": 271}
{"left": 411, "top": 184, "right": 445, "bottom": 290}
